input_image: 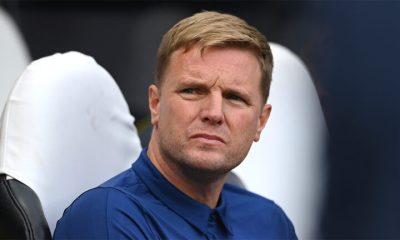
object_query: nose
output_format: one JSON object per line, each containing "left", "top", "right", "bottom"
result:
{"left": 200, "top": 93, "right": 224, "bottom": 125}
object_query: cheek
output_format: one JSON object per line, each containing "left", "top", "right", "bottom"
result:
{"left": 228, "top": 112, "right": 259, "bottom": 138}
{"left": 159, "top": 98, "right": 195, "bottom": 128}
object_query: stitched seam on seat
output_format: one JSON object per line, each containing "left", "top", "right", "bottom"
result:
{"left": 0, "top": 71, "right": 27, "bottom": 173}
{"left": 0, "top": 102, "right": 9, "bottom": 171}
{"left": 4, "top": 180, "right": 34, "bottom": 239}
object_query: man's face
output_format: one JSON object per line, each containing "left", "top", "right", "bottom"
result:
{"left": 149, "top": 45, "right": 271, "bottom": 177}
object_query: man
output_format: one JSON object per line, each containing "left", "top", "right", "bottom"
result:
{"left": 54, "top": 11, "right": 297, "bottom": 239}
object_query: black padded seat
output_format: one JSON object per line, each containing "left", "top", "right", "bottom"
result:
{"left": 0, "top": 174, "right": 51, "bottom": 239}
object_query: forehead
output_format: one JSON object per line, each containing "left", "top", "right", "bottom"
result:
{"left": 165, "top": 45, "right": 262, "bottom": 87}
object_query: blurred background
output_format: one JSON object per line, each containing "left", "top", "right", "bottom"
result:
{"left": 1, "top": 1, "right": 400, "bottom": 238}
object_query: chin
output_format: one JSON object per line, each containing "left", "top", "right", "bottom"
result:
{"left": 182, "top": 150, "right": 238, "bottom": 174}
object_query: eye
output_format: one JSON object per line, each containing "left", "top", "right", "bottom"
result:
{"left": 225, "top": 92, "right": 250, "bottom": 106}
{"left": 179, "top": 87, "right": 203, "bottom": 99}
{"left": 226, "top": 94, "right": 244, "bottom": 102}
{"left": 181, "top": 88, "right": 196, "bottom": 94}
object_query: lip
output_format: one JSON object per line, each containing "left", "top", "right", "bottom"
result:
{"left": 191, "top": 133, "right": 226, "bottom": 144}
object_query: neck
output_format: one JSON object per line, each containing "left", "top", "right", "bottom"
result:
{"left": 147, "top": 138, "right": 226, "bottom": 208}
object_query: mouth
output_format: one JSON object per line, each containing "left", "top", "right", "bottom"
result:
{"left": 190, "top": 133, "right": 226, "bottom": 144}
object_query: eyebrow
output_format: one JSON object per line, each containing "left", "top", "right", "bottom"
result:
{"left": 178, "top": 77, "right": 253, "bottom": 101}
{"left": 176, "top": 77, "right": 210, "bottom": 90}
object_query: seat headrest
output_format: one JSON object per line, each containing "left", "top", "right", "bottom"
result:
{"left": 0, "top": 51, "right": 142, "bottom": 233}
{"left": 0, "top": 7, "right": 30, "bottom": 114}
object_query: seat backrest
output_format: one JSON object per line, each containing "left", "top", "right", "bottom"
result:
{"left": 233, "top": 43, "right": 327, "bottom": 239}
{"left": 0, "top": 52, "right": 142, "bottom": 237}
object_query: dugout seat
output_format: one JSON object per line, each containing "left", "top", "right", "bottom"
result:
{"left": 233, "top": 43, "right": 328, "bottom": 239}
{"left": 0, "top": 52, "right": 142, "bottom": 238}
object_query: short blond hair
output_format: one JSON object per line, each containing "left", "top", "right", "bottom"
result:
{"left": 155, "top": 11, "right": 273, "bottom": 102}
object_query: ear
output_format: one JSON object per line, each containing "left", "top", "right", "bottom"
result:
{"left": 254, "top": 104, "right": 272, "bottom": 142}
{"left": 148, "top": 84, "right": 160, "bottom": 126}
